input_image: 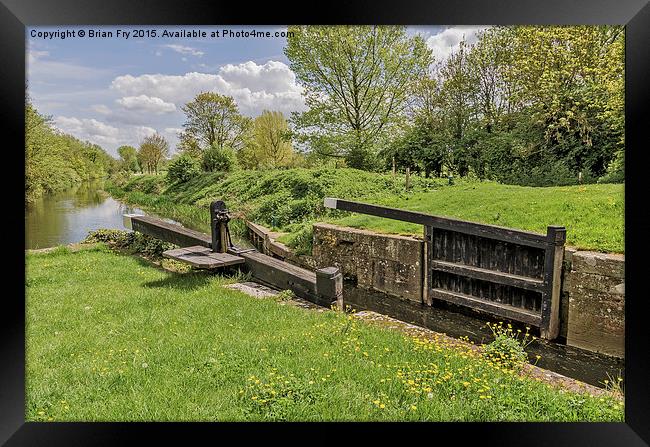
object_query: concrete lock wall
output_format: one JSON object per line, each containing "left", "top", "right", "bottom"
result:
{"left": 311, "top": 223, "right": 423, "bottom": 302}
{"left": 309, "top": 223, "right": 625, "bottom": 359}
{"left": 563, "top": 249, "right": 625, "bottom": 358}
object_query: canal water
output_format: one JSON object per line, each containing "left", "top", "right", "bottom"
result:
{"left": 26, "top": 181, "right": 147, "bottom": 249}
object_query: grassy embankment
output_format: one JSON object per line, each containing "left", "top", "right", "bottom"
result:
{"left": 107, "top": 168, "right": 624, "bottom": 254}
{"left": 26, "top": 244, "right": 623, "bottom": 421}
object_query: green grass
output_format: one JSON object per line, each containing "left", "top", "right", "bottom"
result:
{"left": 329, "top": 182, "right": 624, "bottom": 253}
{"left": 26, "top": 245, "right": 623, "bottom": 421}
{"left": 108, "top": 169, "right": 623, "bottom": 253}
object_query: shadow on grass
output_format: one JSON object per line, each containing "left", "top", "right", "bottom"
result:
{"left": 142, "top": 271, "right": 214, "bottom": 291}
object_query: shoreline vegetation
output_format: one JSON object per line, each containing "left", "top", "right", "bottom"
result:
{"left": 25, "top": 100, "right": 117, "bottom": 204}
{"left": 26, "top": 243, "right": 623, "bottom": 421}
{"left": 106, "top": 168, "right": 624, "bottom": 254}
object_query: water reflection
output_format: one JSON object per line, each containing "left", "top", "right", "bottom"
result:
{"left": 25, "top": 181, "right": 144, "bottom": 249}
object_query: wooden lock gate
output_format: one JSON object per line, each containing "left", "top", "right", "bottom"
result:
{"left": 324, "top": 198, "right": 566, "bottom": 340}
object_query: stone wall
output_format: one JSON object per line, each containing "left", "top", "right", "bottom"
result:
{"left": 563, "top": 249, "right": 625, "bottom": 358}
{"left": 311, "top": 223, "right": 423, "bottom": 303}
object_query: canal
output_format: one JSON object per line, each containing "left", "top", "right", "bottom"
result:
{"left": 26, "top": 181, "right": 149, "bottom": 249}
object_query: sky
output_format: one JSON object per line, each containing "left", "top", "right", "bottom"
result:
{"left": 27, "top": 25, "right": 486, "bottom": 157}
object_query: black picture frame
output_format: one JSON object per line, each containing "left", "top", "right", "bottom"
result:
{"left": 3, "top": 0, "right": 649, "bottom": 444}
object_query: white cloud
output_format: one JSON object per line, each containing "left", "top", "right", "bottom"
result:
{"left": 90, "top": 104, "right": 112, "bottom": 115}
{"left": 53, "top": 116, "right": 119, "bottom": 144}
{"left": 110, "top": 60, "right": 306, "bottom": 116}
{"left": 116, "top": 95, "right": 177, "bottom": 114}
{"left": 53, "top": 115, "right": 157, "bottom": 155}
{"left": 219, "top": 60, "right": 299, "bottom": 94}
{"left": 426, "top": 26, "right": 488, "bottom": 62}
{"left": 163, "top": 44, "right": 204, "bottom": 57}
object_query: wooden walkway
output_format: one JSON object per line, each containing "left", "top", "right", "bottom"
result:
{"left": 163, "top": 246, "right": 244, "bottom": 269}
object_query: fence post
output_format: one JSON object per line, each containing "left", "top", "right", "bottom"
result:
{"left": 316, "top": 267, "right": 343, "bottom": 310}
{"left": 540, "top": 225, "right": 566, "bottom": 339}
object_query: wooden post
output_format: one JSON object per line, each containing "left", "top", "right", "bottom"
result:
{"left": 392, "top": 156, "right": 396, "bottom": 177}
{"left": 422, "top": 226, "right": 431, "bottom": 305}
{"left": 405, "top": 166, "right": 411, "bottom": 190}
{"left": 316, "top": 267, "right": 343, "bottom": 310}
{"left": 219, "top": 223, "right": 228, "bottom": 253}
{"left": 540, "top": 225, "right": 566, "bottom": 340}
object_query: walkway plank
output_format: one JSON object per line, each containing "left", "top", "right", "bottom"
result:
{"left": 163, "top": 245, "right": 244, "bottom": 269}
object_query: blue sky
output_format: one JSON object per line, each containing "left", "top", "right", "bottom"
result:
{"left": 27, "top": 25, "right": 485, "bottom": 157}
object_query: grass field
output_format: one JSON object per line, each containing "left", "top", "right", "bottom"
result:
{"left": 108, "top": 169, "right": 624, "bottom": 254}
{"left": 327, "top": 182, "right": 624, "bottom": 253}
{"left": 26, "top": 245, "right": 623, "bottom": 421}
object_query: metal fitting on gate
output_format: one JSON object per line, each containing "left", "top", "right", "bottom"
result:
{"left": 210, "top": 200, "right": 231, "bottom": 253}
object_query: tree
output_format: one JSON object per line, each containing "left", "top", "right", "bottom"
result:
{"left": 239, "top": 111, "right": 296, "bottom": 169}
{"left": 181, "top": 92, "right": 251, "bottom": 152}
{"left": 503, "top": 25, "right": 624, "bottom": 176}
{"left": 176, "top": 131, "right": 202, "bottom": 159}
{"left": 202, "top": 143, "right": 237, "bottom": 172}
{"left": 26, "top": 97, "right": 115, "bottom": 201}
{"left": 466, "top": 27, "right": 519, "bottom": 132}
{"left": 285, "top": 25, "right": 433, "bottom": 170}
{"left": 166, "top": 153, "right": 201, "bottom": 183}
{"left": 137, "top": 133, "right": 169, "bottom": 174}
{"left": 117, "top": 145, "right": 139, "bottom": 172}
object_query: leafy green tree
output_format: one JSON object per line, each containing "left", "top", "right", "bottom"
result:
{"left": 285, "top": 25, "right": 433, "bottom": 169}
{"left": 117, "top": 145, "right": 139, "bottom": 172}
{"left": 26, "top": 97, "right": 115, "bottom": 202}
{"left": 166, "top": 153, "right": 201, "bottom": 183}
{"left": 176, "top": 131, "right": 202, "bottom": 159}
{"left": 181, "top": 92, "right": 251, "bottom": 152}
{"left": 137, "top": 133, "right": 169, "bottom": 174}
{"left": 239, "top": 111, "right": 296, "bottom": 169}
{"left": 202, "top": 144, "right": 238, "bottom": 172}
{"left": 503, "top": 25, "right": 624, "bottom": 177}
{"left": 384, "top": 115, "right": 448, "bottom": 178}
{"left": 438, "top": 39, "right": 479, "bottom": 143}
